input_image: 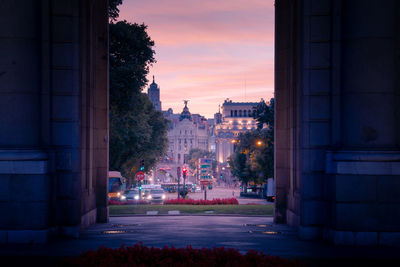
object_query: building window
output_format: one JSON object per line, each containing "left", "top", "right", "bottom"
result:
{"left": 244, "top": 110, "right": 247, "bottom": 117}
{"left": 234, "top": 110, "right": 237, "bottom": 117}
{"left": 230, "top": 110, "right": 233, "bottom": 117}
{"left": 178, "top": 154, "right": 181, "bottom": 161}
{"left": 248, "top": 110, "right": 252, "bottom": 117}
{"left": 239, "top": 110, "right": 242, "bottom": 117}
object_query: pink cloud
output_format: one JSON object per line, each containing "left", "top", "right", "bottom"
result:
{"left": 118, "top": 0, "right": 274, "bottom": 118}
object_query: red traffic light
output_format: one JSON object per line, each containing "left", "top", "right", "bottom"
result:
{"left": 182, "top": 167, "right": 188, "bottom": 174}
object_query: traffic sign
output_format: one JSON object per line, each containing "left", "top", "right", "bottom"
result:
{"left": 200, "top": 180, "right": 211, "bottom": 185}
{"left": 135, "top": 171, "right": 145, "bottom": 181}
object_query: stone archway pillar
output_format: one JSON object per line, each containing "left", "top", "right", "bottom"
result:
{"left": 275, "top": 0, "right": 400, "bottom": 245}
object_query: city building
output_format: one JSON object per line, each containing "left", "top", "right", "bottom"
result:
{"left": 214, "top": 99, "right": 259, "bottom": 163}
{"left": 165, "top": 101, "right": 209, "bottom": 165}
{"left": 147, "top": 76, "right": 162, "bottom": 111}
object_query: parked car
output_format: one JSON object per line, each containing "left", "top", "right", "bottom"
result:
{"left": 120, "top": 189, "right": 140, "bottom": 201}
{"left": 148, "top": 189, "right": 166, "bottom": 203}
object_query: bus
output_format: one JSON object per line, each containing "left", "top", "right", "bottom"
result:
{"left": 108, "top": 171, "right": 126, "bottom": 200}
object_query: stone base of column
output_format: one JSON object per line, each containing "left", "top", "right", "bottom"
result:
{"left": 0, "top": 229, "right": 51, "bottom": 244}
{"left": 324, "top": 229, "right": 400, "bottom": 247}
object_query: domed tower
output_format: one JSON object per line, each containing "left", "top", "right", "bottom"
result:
{"left": 179, "top": 100, "right": 192, "bottom": 121}
{"left": 147, "top": 76, "right": 162, "bottom": 111}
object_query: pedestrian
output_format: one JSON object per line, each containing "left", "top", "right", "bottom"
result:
{"left": 232, "top": 190, "right": 235, "bottom": 197}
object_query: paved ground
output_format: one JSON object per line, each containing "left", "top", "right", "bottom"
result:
{"left": 1, "top": 216, "right": 399, "bottom": 263}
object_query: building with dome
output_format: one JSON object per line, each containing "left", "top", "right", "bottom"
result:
{"left": 147, "top": 76, "right": 162, "bottom": 111}
{"left": 165, "top": 101, "right": 210, "bottom": 165}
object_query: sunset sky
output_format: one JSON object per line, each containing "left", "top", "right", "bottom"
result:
{"left": 119, "top": 0, "right": 274, "bottom": 118}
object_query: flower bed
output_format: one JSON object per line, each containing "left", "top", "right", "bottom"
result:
{"left": 164, "top": 198, "right": 239, "bottom": 205}
{"left": 108, "top": 199, "right": 149, "bottom": 205}
{"left": 61, "top": 243, "right": 302, "bottom": 267}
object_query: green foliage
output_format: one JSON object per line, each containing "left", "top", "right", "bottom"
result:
{"left": 228, "top": 98, "right": 274, "bottom": 184}
{"left": 187, "top": 148, "right": 217, "bottom": 172}
{"left": 109, "top": 19, "right": 168, "bottom": 183}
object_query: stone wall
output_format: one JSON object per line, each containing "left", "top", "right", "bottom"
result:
{"left": 275, "top": 0, "right": 400, "bottom": 245}
{"left": 0, "top": 0, "right": 108, "bottom": 244}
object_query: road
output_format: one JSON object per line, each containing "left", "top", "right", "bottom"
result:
{"left": 1, "top": 216, "right": 398, "bottom": 262}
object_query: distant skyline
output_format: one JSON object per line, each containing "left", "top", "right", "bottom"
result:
{"left": 118, "top": 0, "right": 274, "bottom": 118}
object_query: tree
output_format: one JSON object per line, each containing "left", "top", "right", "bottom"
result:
{"left": 108, "top": 3, "right": 169, "bottom": 185}
{"left": 228, "top": 98, "right": 274, "bottom": 184}
{"left": 109, "top": 0, "right": 123, "bottom": 22}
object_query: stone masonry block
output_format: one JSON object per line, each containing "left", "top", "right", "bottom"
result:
{"left": 379, "top": 232, "right": 400, "bottom": 247}
{"left": 301, "top": 174, "right": 323, "bottom": 199}
{"left": 0, "top": 174, "right": 10, "bottom": 201}
{"left": 52, "top": 43, "right": 73, "bottom": 67}
{"left": 335, "top": 203, "right": 378, "bottom": 231}
{"left": 377, "top": 175, "right": 400, "bottom": 202}
{"left": 377, "top": 204, "right": 400, "bottom": 231}
{"left": 309, "top": 122, "right": 330, "bottom": 146}
{"left": 11, "top": 174, "right": 49, "bottom": 202}
{"left": 52, "top": 95, "right": 79, "bottom": 121}
{"left": 335, "top": 175, "right": 376, "bottom": 202}
{"left": 310, "top": 43, "right": 331, "bottom": 68}
{"left": 309, "top": 95, "right": 330, "bottom": 120}
{"left": 332, "top": 230, "right": 355, "bottom": 245}
{"left": 7, "top": 230, "right": 48, "bottom": 244}
{"left": 310, "top": 16, "right": 331, "bottom": 42}
{"left": 301, "top": 200, "right": 327, "bottom": 225}
{"left": 52, "top": 121, "right": 79, "bottom": 147}
{"left": 0, "top": 231, "right": 6, "bottom": 244}
{"left": 52, "top": 16, "right": 73, "bottom": 43}
{"left": 310, "top": 0, "right": 331, "bottom": 15}
{"left": 57, "top": 172, "right": 78, "bottom": 198}
{"left": 309, "top": 69, "right": 330, "bottom": 94}
{"left": 52, "top": 69, "right": 75, "bottom": 94}
{"left": 52, "top": 0, "right": 73, "bottom": 15}
{"left": 355, "top": 232, "right": 378, "bottom": 246}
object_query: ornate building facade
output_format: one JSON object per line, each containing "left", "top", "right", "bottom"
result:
{"left": 214, "top": 99, "right": 258, "bottom": 163}
{"left": 165, "top": 101, "right": 209, "bottom": 165}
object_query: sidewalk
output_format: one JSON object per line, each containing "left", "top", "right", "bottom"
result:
{"left": 1, "top": 216, "right": 399, "bottom": 265}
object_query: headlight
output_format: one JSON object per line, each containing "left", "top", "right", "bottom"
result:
{"left": 162, "top": 195, "right": 166, "bottom": 199}
{"left": 117, "top": 192, "right": 121, "bottom": 197}
{"left": 134, "top": 195, "right": 139, "bottom": 200}
{"left": 147, "top": 195, "right": 152, "bottom": 200}
{"left": 120, "top": 195, "right": 126, "bottom": 200}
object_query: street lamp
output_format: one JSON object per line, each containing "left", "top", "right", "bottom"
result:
{"left": 257, "top": 140, "right": 263, "bottom": 146}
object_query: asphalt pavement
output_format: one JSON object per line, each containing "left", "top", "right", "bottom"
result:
{"left": 1, "top": 216, "right": 399, "bottom": 263}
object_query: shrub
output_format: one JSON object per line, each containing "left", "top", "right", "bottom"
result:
{"left": 164, "top": 198, "right": 239, "bottom": 205}
{"left": 60, "top": 243, "right": 302, "bottom": 267}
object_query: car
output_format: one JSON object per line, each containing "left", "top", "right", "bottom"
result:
{"left": 148, "top": 189, "right": 166, "bottom": 203}
{"left": 120, "top": 189, "right": 140, "bottom": 201}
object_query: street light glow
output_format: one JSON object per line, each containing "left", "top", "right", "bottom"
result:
{"left": 257, "top": 140, "right": 262, "bottom": 146}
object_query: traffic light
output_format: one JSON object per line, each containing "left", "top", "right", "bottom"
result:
{"left": 182, "top": 166, "right": 188, "bottom": 179}
{"left": 140, "top": 159, "right": 145, "bottom": 171}
{"left": 138, "top": 185, "right": 142, "bottom": 190}
{"left": 220, "top": 174, "right": 223, "bottom": 180}
{"left": 208, "top": 184, "right": 212, "bottom": 190}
